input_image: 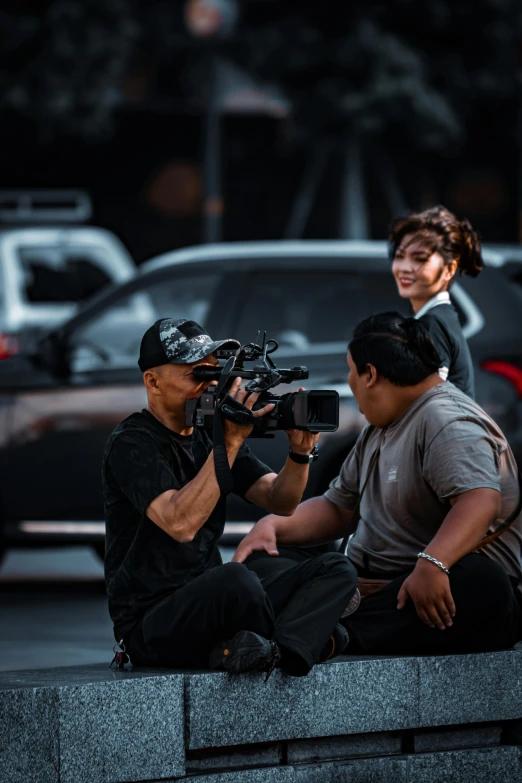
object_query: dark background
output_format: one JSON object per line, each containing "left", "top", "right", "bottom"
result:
{"left": 0, "top": 0, "right": 520, "bottom": 262}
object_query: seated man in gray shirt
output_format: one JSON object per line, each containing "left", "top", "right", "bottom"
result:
{"left": 233, "top": 312, "right": 522, "bottom": 655}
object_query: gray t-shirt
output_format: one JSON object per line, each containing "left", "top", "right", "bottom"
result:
{"left": 325, "top": 383, "right": 522, "bottom": 587}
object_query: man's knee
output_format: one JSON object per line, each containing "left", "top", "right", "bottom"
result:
{"left": 451, "top": 554, "right": 517, "bottom": 630}
{"left": 452, "top": 554, "right": 513, "bottom": 600}
{"left": 310, "top": 552, "right": 358, "bottom": 578}
{"left": 218, "top": 562, "right": 267, "bottom": 604}
{"left": 211, "top": 563, "right": 273, "bottom": 635}
{"left": 220, "top": 561, "right": 260, "bottom": 584}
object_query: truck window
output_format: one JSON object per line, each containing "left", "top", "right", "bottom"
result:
{"left": 18, "top": 247, "right": 112, "bottom": 303}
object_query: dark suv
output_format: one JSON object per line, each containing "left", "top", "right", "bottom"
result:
{"left": 0, "top": 240, "right": 521, "bottom": 562}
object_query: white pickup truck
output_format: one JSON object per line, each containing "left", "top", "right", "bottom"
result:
{"left": 0, "top": 190, "right": 136, "bottom": 358}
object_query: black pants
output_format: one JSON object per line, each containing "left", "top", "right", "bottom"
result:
{"left": 347, "top": 552, "right": 522, "bottom": 655}
{"left": 246, "top": 550, "right": 522, "bottom": 656}
{"left": 125, "top": 553, "right": 357, "bottom": 676}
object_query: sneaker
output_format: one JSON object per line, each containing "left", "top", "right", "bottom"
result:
{"left": 317, "top": 623, "right": 349, "bottom": 662}
{"left": 209, "top": 630, "right": 281, "bottom": 676}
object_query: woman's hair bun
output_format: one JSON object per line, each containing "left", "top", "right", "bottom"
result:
{"left": 457, "top": 217, "right": 483, "bottom": 278}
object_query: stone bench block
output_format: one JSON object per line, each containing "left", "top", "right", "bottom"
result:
{"left": 176, "top": 760, "right": 407, "bottom": 783}
{"left": 108, "top": 746, "right": 522, "bottom": 783}
{"left": 287, "top": 732, "right": 402, "bottom": 764}
{"left": 292, "top": 756, "right": 408, "bottom": 782}
{"left": 0, "top": 686, "right": 59, "bottom": 783}
{"left": 407, "top": 746, "right": 522, "bottom": 783}
{"left": 169, "top": 769, "right": 295, "bottom": 783}
{"left": 2, "top": 652, "right": 521, "bottom": 783}
{"left": 185, "top": 650, "right": 522, "bottom": 751}
{"left": 418, "top": 650, "right": 522, "bottom": 728}
{"left": 291, "top": 746, "right": 521, "bottom": 783}
{"left": 186, "top": 657, "right": 419, "bottom": 749}
{"left": 413, "top": 724, "right": 502, "bottom": 753}
{"left": 0, "top": 665, "right": 185, "bottom": 783}
{"left": 223, "top": 747, "right": 520, "bottom": 783}
{"left": 186, "top": 743, "right": 283, "bottom": 775}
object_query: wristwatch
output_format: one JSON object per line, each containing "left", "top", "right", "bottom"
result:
{"left": 288, "top": 444, "right": 319, "bottom": 464}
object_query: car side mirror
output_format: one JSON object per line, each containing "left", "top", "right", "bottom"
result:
{"left": 32, "top": 333, "right": 71, "bottom": 379}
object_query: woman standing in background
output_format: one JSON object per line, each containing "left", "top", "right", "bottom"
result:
{"left": 389, "top": 205, "right": 484, "bottom": 399}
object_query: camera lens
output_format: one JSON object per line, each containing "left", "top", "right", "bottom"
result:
{"left": 306, "top": 397, "right": 321, "bottom": 424}
{"left": 292, "top": 390, "right": 339, "bottom": 432}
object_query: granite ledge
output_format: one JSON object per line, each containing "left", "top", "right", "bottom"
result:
{"left": 185, "top": 650, "right": 522, "bottom": 749}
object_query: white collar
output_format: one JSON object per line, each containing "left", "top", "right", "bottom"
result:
{"left": 414, "top": 291, "right": 450, "bottom": 320}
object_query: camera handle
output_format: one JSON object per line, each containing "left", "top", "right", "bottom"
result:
{"left": 219, "top": 395, "right": 255, "bottom": 426}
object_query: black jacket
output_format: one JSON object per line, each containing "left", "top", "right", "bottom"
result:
{"left": 419, "top": 303, "right": 475, "bottom": 399}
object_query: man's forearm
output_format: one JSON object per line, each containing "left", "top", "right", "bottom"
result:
{"left": 423, "top": 488, "right": 501, "bottom": 568}
{"left": 270, "top": 495, "right": 351, "bottom": 546}
{"left": 265, "top": 458, "right": 312, "bottom": 516}
{"left": 166, "top": 440, "right": 241, "bottom": 541}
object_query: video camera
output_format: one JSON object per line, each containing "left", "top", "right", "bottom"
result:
{"left": 185, "top": 333, "right": 339, "bottom": 437}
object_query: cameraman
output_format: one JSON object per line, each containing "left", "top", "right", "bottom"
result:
{"left": 234, "top": 313, "right": 522, "bottom": 655}
{"left": 103, "top": 318, "right": 357, "bottom": 676}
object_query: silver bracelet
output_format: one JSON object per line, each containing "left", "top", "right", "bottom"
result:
{"left": 417, "top": 552, "right": 450, "bottom": 575}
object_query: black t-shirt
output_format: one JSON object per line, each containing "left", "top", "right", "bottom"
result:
{"left": 419, "top": 303, "right": 475, "bottom": 399}
{"left": 102, "top": 410, "right": 272, "bottom": 640}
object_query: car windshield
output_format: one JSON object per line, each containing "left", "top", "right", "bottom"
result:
{"left": 69, "top": 272, "right": 220, "bottom": 372}
{"left": 234, "top": 270, "right": 404, "bottom": 354}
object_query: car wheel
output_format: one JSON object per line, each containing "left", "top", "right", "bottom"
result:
{"left": 92, "top": 542, "right": 105, "bottom": 563}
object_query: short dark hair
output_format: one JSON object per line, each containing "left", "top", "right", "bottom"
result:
{"left": 349, "top": 312, "right": 442, "bottom": 386}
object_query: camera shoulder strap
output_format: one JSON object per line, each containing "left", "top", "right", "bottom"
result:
{"left": 212, "top": 354, "right": 240, "bottom": 496}
{"left": 212, "top": 405, "right": 235, "bottom": 496}
{"left": 475, "top": 468, "right": 522, "bottom": 550}
{"left": 338, "top": 429, "right": 386, "bottom": 555}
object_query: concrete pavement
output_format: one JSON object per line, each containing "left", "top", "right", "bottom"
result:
{"left": 0, "top": 547, "right": 235, "bottom": 671}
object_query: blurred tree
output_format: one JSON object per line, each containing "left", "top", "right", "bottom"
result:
{"left": 0, "top": 0, "right": 139, "bottom": 138}
{"left": 235, "top": 0, "right": 519, "bottom": 235}
{"left": 2, "top": 0, "right": 517, "bottom": 145}
{"left": 0, "top": 0, "right": 518, "bottom": 236}
{"left": 237, "top": 0, "right": 519, "bottom": 153}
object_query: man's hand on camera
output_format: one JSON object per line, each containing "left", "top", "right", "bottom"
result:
{"left": 224, "top": 377, "right": 275, "bottom": 447}
{"left": 285, "top": 387, "right": 320, "bottom": 456}
{"left": 286, "top": 429, "right": 320, "bottom": 456}
{"left": 232, "top": 516, "right": 279, "bottom": 563}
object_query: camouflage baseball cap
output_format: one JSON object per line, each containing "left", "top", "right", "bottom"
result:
{"left": 138, "top": 318, "right": 240, "bottom": 372}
